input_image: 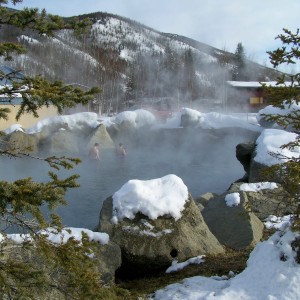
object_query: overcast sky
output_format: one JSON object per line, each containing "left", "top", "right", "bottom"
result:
{"left": 6, "top": 0, "right": 300, "bottom": 72}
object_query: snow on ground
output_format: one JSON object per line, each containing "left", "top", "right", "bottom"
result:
{"left": 0, "top": 227, "right": 109, "bottom": 245}
{"left": 225, "top": 182, "right": 279, "bottom": 208}
{"left": 151, "top": 229, "right": 300, "bottom": 300}
{"left": 200, "top": 112, "right": 261, "bottom": 131}
{"left": 239, "top": 182, "right": 278, "bottom": 192}
{"left": 2, "top": 107, "right": 300, "bottom": 299}
{"left": 161, "top": 108, "right": 262, "bottom": 132}
{"left": 264, "top": 215, "right": 294, "bottom": 231}
{"left": 4, "top": 107, "right": 258, "bottom": 133}
{"left": 166, "top": 255, "right": 206, "bottom": 274}
{"left": 224, "top": 193, "right": 240, "bottom": 207}
{"left": 18, "top": 35, "right": 40, "bottom": 44}
{"left": 3, "top": 107, "right": 262, "bottom": 134}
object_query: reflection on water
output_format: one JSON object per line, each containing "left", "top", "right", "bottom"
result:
{"left": 0, "top": 129, "right": 258, "bottom": 229}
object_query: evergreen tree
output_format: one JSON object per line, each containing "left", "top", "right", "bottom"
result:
{"left": 262, "top": 28, "right": 300, "bottom": 229}
{"left": 124, "top": 64, "right": 137, "bottom": 103}
{"left": 232, "top": 42, "right": 248, "bottom": 81}
{"left": 181, "top": 48, "right": 199, "bottom": 101}
{"left": 0, "top": 2, "right": 127, "bottom": 298}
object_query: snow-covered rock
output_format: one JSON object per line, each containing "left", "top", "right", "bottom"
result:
{"left": 98, "top": 175, "right": 224, "bottom": 274}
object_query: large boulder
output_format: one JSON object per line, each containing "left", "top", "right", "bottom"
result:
{"left": 0, "top": 241, "right": 65, "bottom": 299}
{"left": 45, "top": 129, "right": 80, "bottom": 155}
{"left": 194, "top": 192, "right": 217, "bottom": 211}
{"left": 202, "top": 190, "right": 264, "bottom": 250}
{"left": 33, "top": 122, "right": 70, "bottom": 141}
{"left": 236, "top": 141, "right": 256, "bottom": 174}
{"left": 97, "top": 194, "right": 224, "bottom": 274}
{"left": 229, "top": 182, "right": 297, "bottom": 221}
{"left": 243, "top": 129, "right": 299, "bottom": 183}
{"left": 180, "top": 112, "right": 200, "bottom": 127}
{"left": 236, "top": 141, "right": 276, "bottom": 183}
{"left": 0, "top": 236, "right": 121, "bottom": 298}
{"left": 105, "top": 123, "right": 120, "bottom": 141}
{"left": 248, "top": 158, "right": 273, "bottom": 183}
{"left": 4, "top": 131, "right": 39, "bottom": 154}
{"left": 87, "top": 124, "right": 115, "bottom": 151}
{"left": 235, "top": 141, "right": 272, "bottom": 183}
{"left": 95, "top": 240, "right": 122, "bottom": 283}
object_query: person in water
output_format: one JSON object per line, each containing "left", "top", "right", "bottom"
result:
{"left": 118, "top": 143, "right": 127, "bottom": 157}
{"left": 89, "top": 142, "right": 100, "bottom": 160}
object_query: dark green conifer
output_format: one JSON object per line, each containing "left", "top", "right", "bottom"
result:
{"left": 0, "top": 2, "right": 127, "bottom": 298}
{"left": 262, "top": 28, "right": 300, "bottom": 229}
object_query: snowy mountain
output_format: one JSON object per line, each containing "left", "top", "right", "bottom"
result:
{"left": 0, "top": 11, "right": 282, "bottom": 113}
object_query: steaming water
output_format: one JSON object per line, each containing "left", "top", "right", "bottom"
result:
{"left": 0, "top": 128, "right": 259, "bottom": 230}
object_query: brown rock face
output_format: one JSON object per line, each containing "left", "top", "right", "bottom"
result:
{"left": 98, "top": 194, "right": 224, "bottom": 274}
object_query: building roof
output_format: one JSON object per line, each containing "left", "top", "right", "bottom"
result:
{"left": 226, "top": 81, "right": 292, "bottom": 88}
{"left": 0, "top": 65, "right": 24, "bottom": 86}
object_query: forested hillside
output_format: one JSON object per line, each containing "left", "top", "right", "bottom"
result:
{"left": 0, "top": 11, "right": 282, "bottom": 114}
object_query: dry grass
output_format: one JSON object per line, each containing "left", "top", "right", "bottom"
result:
{"left": 116, "top": 247, "right": 252, "bottom": 299}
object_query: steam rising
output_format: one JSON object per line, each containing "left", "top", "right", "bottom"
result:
{"left": 1, "top": 109, "right": 260, "bottom": 229}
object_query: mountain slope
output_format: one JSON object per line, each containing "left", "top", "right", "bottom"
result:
{"left": 0, "top": 11, "right": 282, "bottom": 114}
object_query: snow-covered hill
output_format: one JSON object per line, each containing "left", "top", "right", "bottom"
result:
{"left": 0, "top": 11, "right": 282, "bottom": 114}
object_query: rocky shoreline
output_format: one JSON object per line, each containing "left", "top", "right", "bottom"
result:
{"left": 0, "top": 112, "right": 297, "bottom": 298}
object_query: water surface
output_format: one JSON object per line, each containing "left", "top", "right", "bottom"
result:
{"left": 0, "top": 128, "right": 258, "bottom": 229}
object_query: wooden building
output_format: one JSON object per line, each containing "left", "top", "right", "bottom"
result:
{"left": 225, "top": 81, "right": 281, "bottom": 112}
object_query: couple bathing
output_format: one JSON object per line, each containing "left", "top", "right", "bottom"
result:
{"left": 89, "top": 142, "right": 127, "bottom": 161}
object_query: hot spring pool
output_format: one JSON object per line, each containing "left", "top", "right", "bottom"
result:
{"left": 0, "top": 128, "right": 258, "bottom": 229}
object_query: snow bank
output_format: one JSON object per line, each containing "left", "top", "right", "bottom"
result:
{"left": 40, "top": 227, "right": 109, "bottom": 245}
{"left": 240, "top": 182, "right": 278, "bottom": 192}
{"left": 3, "top": 107, "right": 261, "bottom": 134}
{"left": 254, "top": 129, "right": 300, "bottom": 166}
{"left": 3, "top": 123, "right": 24, "bottom": 134}
{"left": 152, "top": 230, "right": 300, "bottom": 300}
{"left": 162, "top": 108, "right": 261, "bottom": 131}
{"left": 111, "top": 109, "right": 156, "bottom": 128}
{"left": 264, "top": 215, "right": 294, "bottom": 231}
{"left": 111, "top": 174, "right": 189, "bottom": 223}
{"left": 200, "top": 111, "right": 260, "bottom": 131}
{"left": 26, "top": 112, "right": 100, "bottom": 134}
{"left": 1, "top": 227, "right": 109, "bottom": 245}
{"left": 166, "top": 255, "right": 205, "bottom": 273}
{"left": 257, "top": 100, "right": 300, "bottom": 130}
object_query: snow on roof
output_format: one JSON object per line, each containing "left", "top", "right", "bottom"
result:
{"left": 227, "top": 81, "right": 292, "bottom": 88}
{"left": 0, "top": 65, "right": 24, "bottom": 86}
{"left": 111, "top": 174, "right": 189, "bottom": 223}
